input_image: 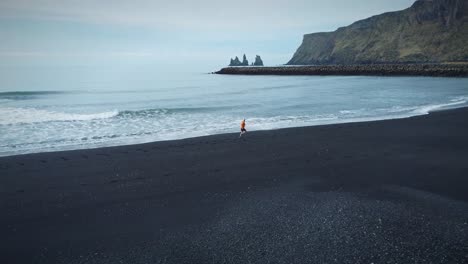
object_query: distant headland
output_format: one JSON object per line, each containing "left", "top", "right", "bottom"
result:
{"left": 217, "top": 0, "right": 468, "bottom": 77}
{"left": 287, "top": 0, "right": 468, "bottom": 65}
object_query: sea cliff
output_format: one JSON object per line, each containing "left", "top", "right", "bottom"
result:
{"left": 288, "top": 0, "right": 468, "bottom": 65}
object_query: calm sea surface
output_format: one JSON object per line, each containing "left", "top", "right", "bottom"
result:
{"left": 1, "top": 66, "right": 468, "bottom": 156}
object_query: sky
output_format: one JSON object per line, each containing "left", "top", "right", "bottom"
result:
{"left": 0, "top": 0, "right": 415, "bottom": 71}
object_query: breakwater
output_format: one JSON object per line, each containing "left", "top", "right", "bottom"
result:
{"left": 215, "top": 64, "right": 468, "bottom": 77}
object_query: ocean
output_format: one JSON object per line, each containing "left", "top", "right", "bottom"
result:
{"left": 1, "top": 66, "right": 468, "bottom": 157}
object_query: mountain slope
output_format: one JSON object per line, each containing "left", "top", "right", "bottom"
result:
{"left": 288, "top": 0, "right": 468, "bottom": 65}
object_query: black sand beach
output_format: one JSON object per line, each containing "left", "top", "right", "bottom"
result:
{"left": 1, "top": 107, "right": 468, "bottom": 263}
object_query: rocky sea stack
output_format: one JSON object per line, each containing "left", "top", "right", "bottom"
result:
{"left": 229, "top": 54, "right": 264, "bottom": 66}
{"left": 253, "top": 55, "right": 264, "bottom": 66}
{"left": 288, "top": 0, "right": 468, "bottom": 65}
{"left": 229, "top": 54, "right": 249, "bottom": 66}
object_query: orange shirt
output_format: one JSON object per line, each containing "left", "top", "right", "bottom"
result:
{"left": 241, "top": 120, "right": 246, "bottom": 129}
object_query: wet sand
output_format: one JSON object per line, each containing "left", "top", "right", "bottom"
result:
{"left": 1, "top": 107, "right": 468, "bottom": 263}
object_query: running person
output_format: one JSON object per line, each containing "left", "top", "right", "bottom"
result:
{"left": 239, "top": 119, "right": 247, "bottom": 137}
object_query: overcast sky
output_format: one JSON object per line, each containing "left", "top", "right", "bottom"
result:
{"left": 0, "top": 0, "right": 415, "bottom": 70}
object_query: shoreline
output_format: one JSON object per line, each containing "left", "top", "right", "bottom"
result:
{"left": 2, "top": 103, "right": 467, "bottom": 158}
{"left": 215, "top": 64, "right": 468, "bottom": 77}
{"left": 2, "top": 107, "right": 468, "bottom": 263}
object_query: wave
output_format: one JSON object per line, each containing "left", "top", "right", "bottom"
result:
{"left": 0, "top": 104, "right": 254, "bottom": 125}
{"left": 0, "top": 91, "right": 65, "bottom": 100}
{"left": 0, "top": 107, "right": 118, "bottom": 125}
{"left": 340, "top": 96, "right": 468, "bottom": 119}
{"left": 411, "top": 96, "right": 468, "bottom": 115}
{"left": 257, "top": 84, "right": 303, "bottom": 91}
{"left": 339, "top": 109, "right": 366, "bottom": 115}
{"left": 450, "top": 95, "right": 468, "bottom": 103}
{"left": 116, "top": 105, "right": 244, "bottom": 118}
{"left": 246, "top": 114, "right": 339, "bottom": 131}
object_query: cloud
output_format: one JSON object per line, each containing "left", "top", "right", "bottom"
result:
{"left": 0, "top": 51, "right": 156, "bottom": 58}
{"left": 0, "top": 0, "right": 415, "bottom": 32}
{"left": 0, "top": 0, "right": 416, "bottom": 68}
{"left": 0, "top": 0, "right": 306, "bottom": 31}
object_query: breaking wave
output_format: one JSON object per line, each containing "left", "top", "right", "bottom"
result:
{"left": 0, "top": 107, "right": 119, "bottom": 125}
{"left": 0, "top": 91, "right": 65, "bottom": 100}
{"left": 116, "top": 106, "right": 234, "bottom": 118}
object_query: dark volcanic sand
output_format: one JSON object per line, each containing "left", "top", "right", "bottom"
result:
{"left": 1, "top": 108, "right": 468, "bottom": 264}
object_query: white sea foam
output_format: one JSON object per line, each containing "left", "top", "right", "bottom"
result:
{"left": 246, "top": 114, "right": 338, "bottom": 130}
{"left": 0, "top": 107, "right": 118, "bottom": 125}
{"left": 411, "top": 97, "right": 468, "bottom": 115}
{"left": 339, "top": 109, "right": 368, "bottom": 115}
{"left": 384, "top": 105, "right": 419, "bottom": 113}
{"left": 450, "top": 95, "right": 468, "bottom": 102}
